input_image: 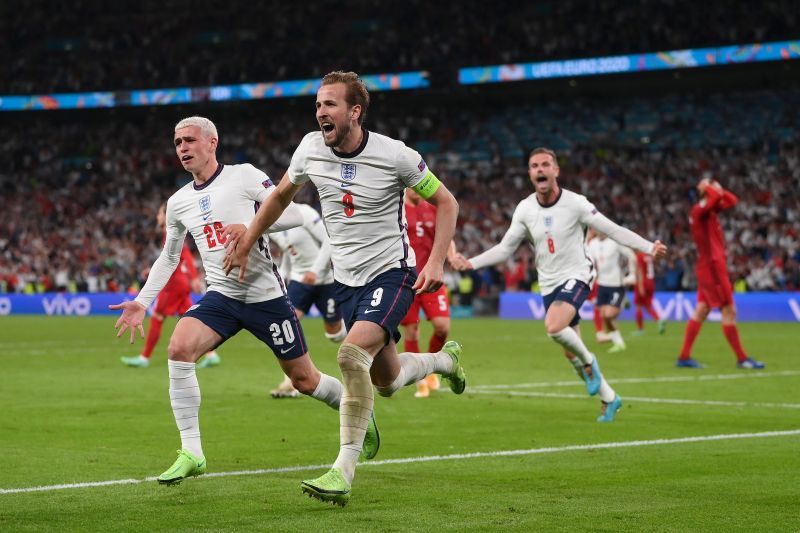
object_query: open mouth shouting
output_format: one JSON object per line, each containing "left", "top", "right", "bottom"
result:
{"left": 320, "top": 121, "right": 336, "bottom": 142}
{"left": 181, "top": 154, "right": 194, "bottom": 165}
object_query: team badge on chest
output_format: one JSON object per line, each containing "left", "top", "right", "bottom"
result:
{"left": 341, "top": 163, "right": 357, "bottom": 182}
{"left": 544, "top": 216, "right": 553, "bottom": 228}
{"left": 199, "top": 194, "right": 212, "bottom": 217}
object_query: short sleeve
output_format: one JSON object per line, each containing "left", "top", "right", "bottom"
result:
{"left": 287, "top": 134, "right": 313, "bottom": 185}
{"left": 396, "top": 143, "right": 428, "bottom": 188}
{"left": 240, "top": 163, "right": 274, "bottom": 204}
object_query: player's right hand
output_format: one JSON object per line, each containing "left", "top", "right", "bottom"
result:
{"left": 651, "top": 240, "right": 668, "bottom": 260}
{"left": 108, "top": 300, "right": 147, "bottom": 344}
{"left": 222, "top": 244, "right": 250, "bottom": 281}
{"left": 450, "top": 253, "right": 473, "bottom": 271}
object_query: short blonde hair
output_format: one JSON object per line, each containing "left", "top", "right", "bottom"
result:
{"left": 175, "top": 116, "right": 218, "bottom": 140}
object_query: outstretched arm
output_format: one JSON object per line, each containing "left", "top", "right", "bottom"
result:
{"left": 223, "top": 173, "right": 303, "bottom": 281}
{"left": 109, "top": 204, "right": 186, "bottom": 342}
{"left": 587, "top": 212, "right": 667, "bottom": 260}
{"left": 457, "top": 207, "right": 528, "bottom": 271}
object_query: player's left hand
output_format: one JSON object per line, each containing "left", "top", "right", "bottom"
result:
{"left": 301, "top": 271, "right": 317, "bottom": 285}
{"left": 651, "top": 240, "right": 668, "bottom": 260}
{"left": 413, "top": 264, "right": 444, "bottom": 294}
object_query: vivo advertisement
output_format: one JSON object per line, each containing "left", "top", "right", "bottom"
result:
{"left": 0, "top": 293, "right": 325, "bottom": 318}
{"left": 498, "top": 292, "right": 800, "bottom": 322}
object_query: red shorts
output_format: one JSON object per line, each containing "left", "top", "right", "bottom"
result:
{"left": 400, "top": 285, "right": 450, "bottom": 325}
{"left": 154, "top": 291, "right": 193, "bottom": 317}
{"left": 696, "top": 268, "right": 733, "bottom": 309}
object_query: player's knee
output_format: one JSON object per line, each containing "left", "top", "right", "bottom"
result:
{"left": 432, "top": 323, "right": 449, "bottom": 338}
{"left": 337, "top": 342, "right": 372, "bottom": 373}
{"left": 167, "top": 336, "right": 194, "bottom": 361}
{"left": 544, "top": 320, "right": 564, "bottom": 336}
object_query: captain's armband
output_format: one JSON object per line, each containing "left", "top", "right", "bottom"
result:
{"left": 411, "top": 170, "right": 441, "bottom": 199}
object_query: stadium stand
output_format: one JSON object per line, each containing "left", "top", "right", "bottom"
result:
{"left": 1, "top": 0, "right": 797, "bottom": 94}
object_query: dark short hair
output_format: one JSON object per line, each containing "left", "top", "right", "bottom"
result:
{"left": 321, "top": 71, "right": 370, "bottom": 125}
{"left": 528, "top": 147, "right": 558, "bottom": 164}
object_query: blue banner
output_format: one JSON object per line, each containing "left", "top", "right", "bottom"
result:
{"left": 0, "top": 292, "right": 327, "bottom": 317}
{"left": 0, "top": 71, "right": 430, "bottom": 112}
{"left": 459, "top": 40, "right": 800, "bottom": 85}
{"left": 499, "top": 292, "right": 800, "bottom": 322}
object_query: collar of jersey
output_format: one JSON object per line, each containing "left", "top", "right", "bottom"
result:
{"left": 536, "top": 187, "right": 563, "bottom": 208}
{"left": 331, "top": 129, "right": 369, "bottom": 159}
{"left": 192, "top": 163, "right": 224, "bottom": 191}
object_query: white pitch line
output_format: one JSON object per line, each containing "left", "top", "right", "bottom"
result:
{"left": 470, "top": 389, "right": 800, "bottom": 409}
{"left": 2, "top": 429, "right": 799, "bottom": 495}
{"left": 470, "top": 370, "right": 800, "bottom": 390}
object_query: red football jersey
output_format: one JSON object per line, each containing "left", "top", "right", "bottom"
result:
{"left": 405, "top": 200, "right": 437, "bottom": 271}
{"left": 690, "top": 186, "right": 738, "bottom": 271}
{"left": 161, "top": 241, "right": 199, "bottom": 296}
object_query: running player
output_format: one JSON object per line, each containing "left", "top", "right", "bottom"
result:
{"left": 453, "top": 147, "right": 666, "bottom": 422}
{"left": 676, "top": 178, "right": 764, "bottom": 369}
{"left": 224, "top": 71, "right": 466, "bottom": 506}
{"left": 121, "top": 203, "right": 220, "bottom": 369}
{"left": 110, "top": 116, "right": 378, "bottom": 486}
{"left": 587, "top": 231, "right": 636, "bottom": 353}
{"left": 270, "top": 202, "right": 347, "bottom": 398}
{"left": 400, "top": 188, "right": 459, "bottom": 398}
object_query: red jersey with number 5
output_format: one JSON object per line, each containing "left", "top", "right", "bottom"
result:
{"left": 405, "top": 200, "right": 437, "bottom": 271}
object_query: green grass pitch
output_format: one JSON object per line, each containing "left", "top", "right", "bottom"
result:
{"left": 0, "top": 316, "right": 797, "bottom": 531}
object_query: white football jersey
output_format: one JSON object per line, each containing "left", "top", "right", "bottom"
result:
{"left": 136, "top": 163, "right": 289, "bottom": 305}
{"left": 271, "top": 204, "right": 334, "bottom": 285}
{"left": 469, "top": 188, "right": 653, "bottom": 296}
{"left": 288, "top": 130, "right": 427, "bottom": 286}
{"left": 587, "top": 237, "right": 635, "bottom": 287}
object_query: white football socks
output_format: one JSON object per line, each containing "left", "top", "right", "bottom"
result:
{"left": 549, "top": 327, "right": 595, "bottom": 365}
{"left": 168, "top": 360, "right": 203, "bottom": 458}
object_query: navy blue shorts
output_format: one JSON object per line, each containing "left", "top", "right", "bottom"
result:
{"left": 183, "top": 291, "right": 307, "bottom": 360}
{"left": 287, "top": 280, "right": 342, "bottom": 323}
{"left": 334, "top": 267, "right": 417, "bottom": 344}
{"left": 542, "top": 279, "right": 591, "bottom": 327}
{"left": 597, "top": 286, "right": 625, "bottom": 308}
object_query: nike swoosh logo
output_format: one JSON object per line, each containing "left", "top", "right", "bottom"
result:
{"left": 364, "top": 309, "right": 381, "bottom": 314}
{"left": 280, "top": 346, "right": 295, "bottom": 354}
{"left": 202, "top": 214, "right": 211, "bottom": 220}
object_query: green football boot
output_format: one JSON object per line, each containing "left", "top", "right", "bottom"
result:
{"left": 157, "top": 449, "right": 207, "bottom": 485}
{"left": 360, "top": 412, "right": 380, "bottom": 460}
{"left": 441, "top": 341, "right": 466, "bottom": 394}
{"left": 608, "top": 343, "right": 626, "bottom": 354}
{"left": 301, "top": 467, "right": 351, "bottom": 506}
{"left": 196, "top": 351, "right": 221, "bottom": 369}
{"left": 658, "top": 319, "right": 667, "bottom": 335}
{"left": 120, "top": 355, "right": 150, "bottom": 368}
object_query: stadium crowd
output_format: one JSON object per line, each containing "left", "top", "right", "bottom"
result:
{"left": 2, "top": 0, "right": 796, "bottom": 94}
{"left": 1, "top": 87, "right": 798, "bottom": 295}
